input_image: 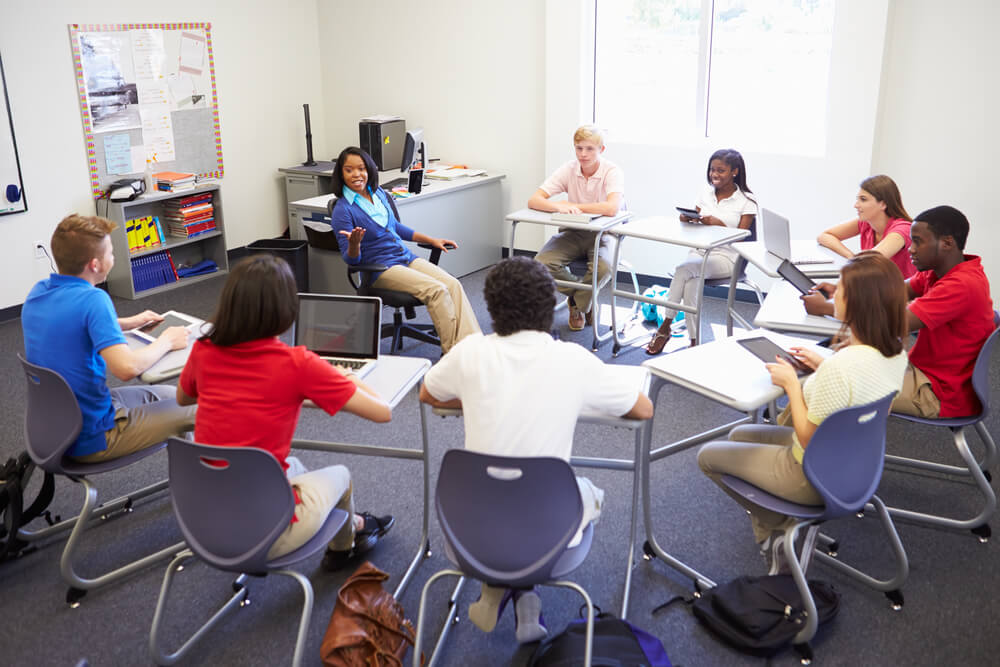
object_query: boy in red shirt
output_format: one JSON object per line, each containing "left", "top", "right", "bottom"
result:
{"left": 892, "top": 205, "right": 995, "bottom": 418}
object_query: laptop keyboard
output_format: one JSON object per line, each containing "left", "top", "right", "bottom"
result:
{"left": 381, "top": 177, "right": 408, "bottom": 191}
{"left": 792, "top": 258, "right": 835, "bottom": 265}
{"left": 329, "top": 359, "right": 367, "bottom": 370}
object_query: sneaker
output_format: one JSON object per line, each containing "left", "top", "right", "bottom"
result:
{"left": 468, "top": 584, "right": 512, "bottom": 633}
{"left": 321, "top": 513, "right": 395, "bottom": 572}
{"left": 513, "top": 589, "right": 547, "bottom": 643}
{"left": 568, "top": 305, "right": 585, "bottom": 331}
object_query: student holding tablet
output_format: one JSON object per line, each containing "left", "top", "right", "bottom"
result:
{"left": 697, "top": 252, "right": 908, "bottom": 573}
{"left": 177, "top": 255, "right": 396, "bottom": 570}
{"left": 646, "top": 149, "right": 757, "bottom": 354}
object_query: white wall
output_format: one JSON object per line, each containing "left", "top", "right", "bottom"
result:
{"left": 0, "top": 0, "right": 325, "bottom": 310}
{"left": 874, "top": 0, "right": 997, "bottom": 296}
{"left": 316, "top": 0, "right": 545, "bottom": 248}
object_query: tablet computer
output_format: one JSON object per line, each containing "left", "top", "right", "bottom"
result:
{"left": 737, "top": 336, "right": 812, "bottom": 376}
{"left": 777, "top": 259, "right": 818, "bottom": 295}
{"left": 131, "top": 310, "right": 201, "bottom": 343}
{"left": 676, "top": 206, "right": 701, "bottom": 219}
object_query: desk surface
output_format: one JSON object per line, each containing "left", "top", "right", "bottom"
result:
{"left": 642, "top": 329, "right": 830, "bottom": 412}
{"left": 609, "top": 215, "right": 749, "bottom": 250}
{"left": 505, "top": 207, "right": 632, "bottom": 232}
{"left": 734, "top": 240, "right": 845, "bottom": 278}
{"left": 126, "top": 316, "right": 208, "bottom": 384}
{"left": 755, "top": 281, "right": 842, "bottom": 337}
{"left": 364, "top": 356, "right": 432, "bottom": 408}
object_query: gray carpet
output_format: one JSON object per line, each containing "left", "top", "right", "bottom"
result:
{"left": 0, "top": 266, "right": 997, "bottom": 666}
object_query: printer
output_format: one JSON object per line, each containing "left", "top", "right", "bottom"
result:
{"left": 359, "top": 116, "right": 405, "bottom": 171}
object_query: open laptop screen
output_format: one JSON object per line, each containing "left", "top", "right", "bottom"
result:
{"left": 295, "top": 294, "right": 381, "bottom": 361}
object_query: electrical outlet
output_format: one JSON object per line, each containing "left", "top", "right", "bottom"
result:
{"left": 34, "top": 241, "right": 46, "bottom": 260}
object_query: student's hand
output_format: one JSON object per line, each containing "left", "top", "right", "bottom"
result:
{"left": 553, "top": 202, "right": 583, "bottom": 215}
{"left": 159, "top": 326, "right": 189, "bottom": 351}
{"left": 801, "top": 290, "right": 835, "bottom": 316}
{"left": 814, "top": 282, "right": 836, "bottom": 298}
{"left": 122, "top": 310, "right": 163, "bottom": 331}
{"left": 431, "top": 238, "right": 458, "bottom": 252}
{"left": 789, "top": 346, "right": 824, "bottom": 371}
{"left": 679, "top": 213, "right": 701, "bottom": 223}
{"left": 765, "top": 357, "right": 799, "bottom": 391}
{"left": 699, "top": 215, "right": 723, "bottom": 227}
{"left": 338, "top": 227, "right": 366, "bottom": 253}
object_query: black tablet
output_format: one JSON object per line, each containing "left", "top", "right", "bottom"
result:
{"left": 676, "top": 206, "right": 701, "bottom": 219}
{"left": 777, "top": 259, "right": 817, "bottom": 295}
{"left": 737, "top": 336, "right": 812, "bottom": 376}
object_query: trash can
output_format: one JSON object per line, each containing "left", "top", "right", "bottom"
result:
{"left": 246, "top": 239, "right": 309, "bottom": 292}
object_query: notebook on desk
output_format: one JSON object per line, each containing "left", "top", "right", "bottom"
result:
{"left": 294, "top": 293, "right": 382, "bottom": 379}
{"left": 760, "top": 208, "right": 834, "bottom": 265}
{"left": 551, "top": 211, "right": 602, "bottom": 224}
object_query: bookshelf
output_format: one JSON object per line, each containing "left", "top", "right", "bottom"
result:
{"left": 104, "top": 183, "right": 229, "bottom": 299}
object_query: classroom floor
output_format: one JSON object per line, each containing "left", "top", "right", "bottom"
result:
{"left": 0, "top": 266, "right": 997, "bottom": 666}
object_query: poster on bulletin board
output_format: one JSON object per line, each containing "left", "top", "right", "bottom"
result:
{"left": 0, "top": 52, "right": 27, "bottom": 216}
{"left": 68, "top": 23, "right": 224, "bottom": 199}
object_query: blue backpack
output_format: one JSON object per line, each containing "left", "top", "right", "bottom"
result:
{"left": 528, "top": 611, "right": 672, "bottom": 667}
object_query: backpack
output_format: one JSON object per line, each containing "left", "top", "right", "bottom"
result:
{"left": 640, "top": 285, "right": 670, "bottom": 327}
{"left": 0, "top": 452, "right": 56, "bottom": 560}
{"left": 528, "top": 611, "right": 672, "bottom": 667}
{"left": 654, "top": 574, "right": 840, "bottom": 658}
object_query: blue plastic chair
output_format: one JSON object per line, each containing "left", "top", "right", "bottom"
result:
{"left": 148, "top": 438, "right": 349, "bottom": 667}
{"left": 882, "top": 314, "right": 1000, "bottom": 541}
{"left": 17, "top": 354, "right": 185, "bottom": 607}
{"left": 717, "top": 394, "right": 907, "bottom": 661}
{"left": 413, "top": 450, "right": 596, "bottom": 667}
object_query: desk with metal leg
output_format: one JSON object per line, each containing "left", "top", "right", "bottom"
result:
{"left": 506, "top": 208, "right": 631, "bottom": 350}
{"left": 292, "top": 356, "right": 432, "bottom": 599}
{"left": 607, "top": 217, "right": 749, "bottom": 353}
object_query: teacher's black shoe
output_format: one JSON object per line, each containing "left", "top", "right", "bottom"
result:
{"left": 321, "top": 513, "right": 395, "bottom": 572}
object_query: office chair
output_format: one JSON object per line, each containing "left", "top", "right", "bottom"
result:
{"left": 715, "top": 394, "right": 907, "bottom": 663}
{"left": 149, "top": 438, "right": 349, "bottom": 667}
{"left": 413, "top": 449, "right": 596, "bottom": 667}
{"left": 16, "top": 355, "right": 185, "bottom": 607}
{"left": 881, "top": 313, "right": 1000, "bottom": 541}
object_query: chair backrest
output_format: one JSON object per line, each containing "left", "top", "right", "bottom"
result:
{"left": 801, "top": 393, "right": 895, "bottom": 518}
{"left": 166, "top": 437, "right": 296, "bottom": 574}
{"left": 435, "top": 449, "right": 583, "bottom": 589}
{"left": 18, "top": 354, "right": 83, "bottom": 474}
{"left": 969, "top": 312, "right": 1000, "bottom": 421}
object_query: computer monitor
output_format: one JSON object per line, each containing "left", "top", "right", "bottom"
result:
{"left": 400, "top": 127, "right": 426, "bottom": 173}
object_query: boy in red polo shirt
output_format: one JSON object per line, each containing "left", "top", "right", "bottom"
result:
{"left": 892, "top": 205, "right": 995, "bottom": 418}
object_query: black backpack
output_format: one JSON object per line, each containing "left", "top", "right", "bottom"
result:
{"left": 528, "top": 611, "right": 672, "bottom": 667}
{"left": 0, "top": 452, "right": 56, "bottom": 560}
{"left": 655, "top": 574, "right": 839, "bottom": 659}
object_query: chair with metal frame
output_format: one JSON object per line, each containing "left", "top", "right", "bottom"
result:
{"left": 716, "top": 394, "right": 907, "bottom": 664}
{"left": 413, "top": 449, "right": 597, "bottom": 667}
{"left": 149, "top": 437, "right": 349, "bottom": 667}
{"left": 17, "top": 354, "right": 185, "bottom": 607}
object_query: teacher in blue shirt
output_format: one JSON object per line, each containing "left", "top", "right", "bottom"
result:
{"left": 330, "top": 146, "right": 480, "bottom": 353}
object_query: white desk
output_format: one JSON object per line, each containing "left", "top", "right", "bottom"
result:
{"left": 292, "top": 355, "right": 432, "bottom": 599}
{"left": 607, "top": 216, "right": 750, "bottom": 353}
{"left": 505, "top": 208, "right": 632, "bottom": 350}
{"left": 288, "top": 170, "right": 506, "bottom": 280}
{"left": 754, "top": 281, "right": 843, "bottom": 337}
{"left": 125, "top": 317, "right": 209, "bottom": 384}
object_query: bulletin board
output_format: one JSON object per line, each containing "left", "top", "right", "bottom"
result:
{"left": 68, "top": 23, "right": 224, "bottom": 199}
{"left": 0, "top": 52, "right": 27, "bottom": 215}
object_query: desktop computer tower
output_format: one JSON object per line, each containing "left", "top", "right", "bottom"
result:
{"left": 359, "top": 119, "right": 405, "bottom": 171}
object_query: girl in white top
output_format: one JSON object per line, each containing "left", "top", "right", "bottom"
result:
{"left": 697, "top": 251, "right": 909, "bottom": 571}
{"left": 646, "top": 149, "right": 758, "bottom": 354}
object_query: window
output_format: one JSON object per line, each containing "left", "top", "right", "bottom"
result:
{"left": 595, "top": 0, "right": 836, "bottom": 155}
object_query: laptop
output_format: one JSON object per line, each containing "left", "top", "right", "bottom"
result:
{"left": 760, "top": 208, "right": 834, "bottom": 265}
{"left": 295, "top": 293, "right": 382, "bottom": 379}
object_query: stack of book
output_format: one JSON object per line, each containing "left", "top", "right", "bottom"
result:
{"left": 162, "top": 192, "right": 216, "bottom": 238}
{"left": 130, "top": 250, "right": 179, "bottom": 292}
{"left": 126, "top": 215, "right": 167, "bottom": 253}
{"left": 153, "top": 171, "right": 196, "bottom": 192}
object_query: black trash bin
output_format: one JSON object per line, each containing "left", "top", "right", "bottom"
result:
{"left": 246, "top": 239, "right": 309, "bottom": 292}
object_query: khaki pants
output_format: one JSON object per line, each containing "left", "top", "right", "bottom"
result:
{"left": 73, "top": 385, "right": 196, "bottom": 463}
{"left": 267, "top": 457, "right": 355, "bottom": 558}
{"left": 534, "top": 229, "right": 613, "bottom": 314}
{"left": 373, "top": 258, "right": 481, "bottom": 353}
{"left": 891, "top": 363, "right": 941, "bottom": 419}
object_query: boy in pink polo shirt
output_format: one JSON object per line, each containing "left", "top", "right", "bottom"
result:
{"left": 528, "top": 125, "right": 625, "bottom": 331}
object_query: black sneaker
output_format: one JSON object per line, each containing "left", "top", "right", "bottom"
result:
{"left": 321, "top": 513, "right": 395, "bottom": 572}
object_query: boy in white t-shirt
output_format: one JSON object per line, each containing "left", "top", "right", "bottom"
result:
{"left": 528, "top": 125, "right": 625, "bottom": 331}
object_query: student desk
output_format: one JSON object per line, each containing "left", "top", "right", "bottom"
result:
{"left": 292, "top": 356, "right": 432, "bottom": 599}
{"left": 287, "top": 171, "right": 506, "bottom": 280}
{"left": 640, "top": 329, "right": 829, "bottom": 590}
{"left": 125, "top": 317, "right": 208, "bottom": 384}
{"left": 606, "top": 216, "right": 750, "bottom": 354}
{"left": 754, "top": 280, "right": 842, "bottom": 337}
{"left": 505, "top": 208, "right": 632, "bottom": 350}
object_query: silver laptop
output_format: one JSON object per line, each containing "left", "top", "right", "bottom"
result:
{"left": 760, "top": 208, "right": 833, "bottom": 265}
{"left": 295, "top": 293, "right": 382, "bottom": 379}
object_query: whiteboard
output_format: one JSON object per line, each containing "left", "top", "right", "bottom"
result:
{"left": 0, "top": 53, "right": 27, "bottom": 216}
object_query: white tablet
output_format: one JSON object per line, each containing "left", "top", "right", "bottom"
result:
{"left": 130, "top": 310, "right": 202, "bottom": 343}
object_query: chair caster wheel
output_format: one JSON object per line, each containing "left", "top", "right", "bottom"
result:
{"left": 794, "top": 642, "right": 813, "bottom": 664}
{"left": 67, "top": 587, "right": 87, "bottom": 608}
{"left": 983, "top": 469, "right": 993, "bottom": 483}
{"left": 826, "top": 540, "right": 839, "bottom": 557}
{"left": 886, "top": 590, "right": 904, "bottom": 610}
{"left": 971, "top": 524, "right": 991, "bottom": 543}
{"left": 642, "top": 541, "right": 655, "bottom": 561}
{"left": 239, "top": 597, "right": 252, "bottom": 608}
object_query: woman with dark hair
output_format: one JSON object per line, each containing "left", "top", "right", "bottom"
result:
{"left": 330, "top": 146, "right": 480, "bottom": 353}
{"left": 177, "top": 254, "right": 395, "bottom": 571}
{"left": 646, "top": 148, "right": 757, "bottom": 354}
{"left": 697, "top": 251, "right": 908, "bottom": 573}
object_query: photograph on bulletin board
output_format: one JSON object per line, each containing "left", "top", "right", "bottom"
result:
{"left": 0, "top": 52, "right": 27, "bottom": 216}
{"left": 68, "top": 24, "right": 224, "bottom": 198}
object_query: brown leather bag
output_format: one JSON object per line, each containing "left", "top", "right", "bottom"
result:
{"left": 320, "top": 561, "right": 418, "bottom": 667}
